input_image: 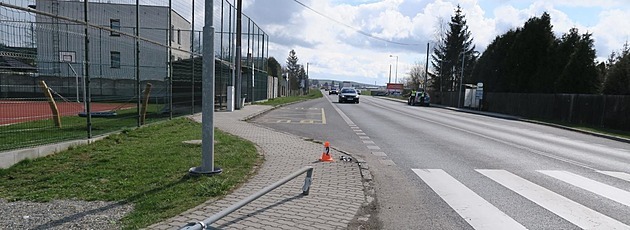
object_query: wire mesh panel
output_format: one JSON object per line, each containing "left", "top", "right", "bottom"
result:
{"left": 0, "top": 0, "right": 268, "bottom": 152}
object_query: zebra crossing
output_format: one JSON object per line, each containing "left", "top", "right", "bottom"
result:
{"left": 412, "top": 169, "right": 630, "bottom": 229}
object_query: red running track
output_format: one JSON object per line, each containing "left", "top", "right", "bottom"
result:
{"left": 0, "top": 101, "right": 135, "bottom": 125}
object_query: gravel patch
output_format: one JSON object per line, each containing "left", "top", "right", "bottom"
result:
{"left": 0, "top": 199, "right": 134, "bottom": 229}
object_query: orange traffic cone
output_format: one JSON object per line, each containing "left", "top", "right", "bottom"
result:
{"left": 320, "top": 141, "right": 334, "bottom": 162}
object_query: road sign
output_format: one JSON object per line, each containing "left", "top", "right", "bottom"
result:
{"left": 476, "top": 83, "right": 483, "bottom": 99}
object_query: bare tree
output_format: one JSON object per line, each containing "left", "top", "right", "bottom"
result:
{"left": 404, "top": 62, "right": 426, "bottom": 91}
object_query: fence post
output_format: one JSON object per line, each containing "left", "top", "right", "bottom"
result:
{"left": 38, "top": 81, "right": 62, "bottom": 128}
{"left": 83, "top": 0, "right": 92, "bottom": 138}
{"left": 140, "top": 83, "right": 153, "bottom": 125}
{"left": 136, "top": 1, "right": 141, "bottom": 127}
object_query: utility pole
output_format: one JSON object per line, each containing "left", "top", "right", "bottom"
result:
{"left": 235, "top": 0, "right": 243, "bottom": 109}
{"left": 189, "top": 0, "right": 222, "bottom": 176}
{"left": 458, "top": 49, "right": 465, "bottom": 108}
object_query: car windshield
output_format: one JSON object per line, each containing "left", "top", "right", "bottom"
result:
{"left": 341, "top": 89, "right": 356, "bottom": 93}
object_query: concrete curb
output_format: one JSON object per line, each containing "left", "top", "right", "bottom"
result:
{"left": 0, "top": 136, "right": 106, "bottom": 169}
{"left": 373, "top": 96, "right": 630, "bottom": 144}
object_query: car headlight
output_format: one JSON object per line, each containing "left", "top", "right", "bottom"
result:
{"left": 341, "top": 95, "right": 345, "bottom": 98}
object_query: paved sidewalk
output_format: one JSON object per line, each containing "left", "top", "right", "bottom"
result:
{"left": 148, "top": 105, "right": 368, "bottom": 230}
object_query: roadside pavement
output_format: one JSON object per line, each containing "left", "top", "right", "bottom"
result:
{"left": 148, "top": 105, "right": 371, "bottom": 230}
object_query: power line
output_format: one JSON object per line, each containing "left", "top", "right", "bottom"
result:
{"left": 291, "top": 0, "right": 422, "bottom": 46}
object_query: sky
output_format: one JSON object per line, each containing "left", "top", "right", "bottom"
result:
{"left": 236, "top": 0, "right": 630, "bottom": 86}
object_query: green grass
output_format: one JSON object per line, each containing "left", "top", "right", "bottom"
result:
{"left": 255, "top": 89, "right": 323, "bottom": 106}
{"left": 0, "top": 104, "right": 168, "bottom": 151}
{"left": 0, "top": 118, "right": 261, "bottom": 229}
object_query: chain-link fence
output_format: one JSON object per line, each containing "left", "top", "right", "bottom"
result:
{"left": 0, "top": 0, "right": 269, "bottom": 151}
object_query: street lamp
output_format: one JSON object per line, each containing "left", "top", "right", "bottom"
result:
{"left": 388, "top": 64, "right": 392, "bottom": 83}
{"left": 305, "top": 62, "right": 315, "bottom": 94}
{"left": 389, "top": 55, "right": 398, "bottom": 83}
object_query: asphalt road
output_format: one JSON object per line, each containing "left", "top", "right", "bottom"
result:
{"left": 252, "top": 91, "right": 630, "bottom": 229}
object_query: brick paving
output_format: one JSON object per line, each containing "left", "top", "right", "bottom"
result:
{"left": 148, "top": 105, "right": 367, "bottom": 230}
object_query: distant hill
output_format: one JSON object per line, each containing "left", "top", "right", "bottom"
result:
{"left": 310, "top": 79, "right": 380, "bottom": 89}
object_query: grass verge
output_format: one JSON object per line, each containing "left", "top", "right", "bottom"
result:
{"left": 0, "top": 104, "right": 169, "bottom": 151}
{"left": 255, "top": 89, "right": 323, "bottom": 106}
{"left": 0, "top": 118, "right": 261, "bottom": 229}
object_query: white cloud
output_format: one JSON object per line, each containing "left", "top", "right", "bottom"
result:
{"left": 551, "top": 0, "right": 622, "bottom": 8}
{"left": 243, "top": 0, "right": 630, "bottom": 85}
{"left": 591, "top": 9, "right": 630, "bottom": 57}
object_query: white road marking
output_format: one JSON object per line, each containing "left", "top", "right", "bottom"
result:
{"left": 379, "top": 159, "right": 396, "bottom": 166}
{"left": 362, "top": 140, "right": 375, "bottom": 144}
{"left": 597, "top": 171, "right": 630, "bottom": 182}
{"left": 539, "top": 170, "right": 630, "bottom": 207}
{"left": 478, "top": 169, "right": 629, "bottom": 229}
{"left": 412, "top": 169, "right": 526, "bottom": 230}
{"left": 372, "top": 152, "right": 387, "bottom": 157}
{"left": 321, "top": 108, "right": 326, "bottom": 124}
{"left": 367, "top": 145, "right": 380, "bottom": 150}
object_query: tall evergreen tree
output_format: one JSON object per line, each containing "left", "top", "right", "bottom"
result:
{"left": 555, "top": 31, "right": 599, "bottom": 93}
{"left": 547, "top": 28, "right": 580, "bottom": 93}
{"left": 472, "top": 13, "right": 556, "bottom": 93}
{"left": 267, "top": 57, "right": 282, "bottom": 78}
{"left": 430, "top": 5, "right": 476, "bottom": 93}
{"left": 471, "top": 29, "right": 519, "bottom": 92}
{"left": 509, "top": 13, "right": 555, "bottom": 93}
{"left": 298, "top": 65, "right": 306, "bottom": 89}
{"left": 286, "top": 50, "right": 300, "bottom": 91}
{"left": 603, "top": 43, "right": 630, "bottom": 95}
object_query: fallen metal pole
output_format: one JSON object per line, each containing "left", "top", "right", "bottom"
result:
{"left": 180, "top": 166, "right": 314, "bottom": 230}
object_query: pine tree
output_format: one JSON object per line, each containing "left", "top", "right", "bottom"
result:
{"left": 555, "top": 31, "right": 599, "bottom": 94}
{"left": 286, "top": 50, "right": 300, "bottom": 91}
{"left": 471, "top": 29, "right": 519, "bottom": 92}
{"left": 603, "top": 43, "right": 630, "bottom": 95}
{"left": 471, "top": 13, "right": 556, "bottom": 93}
{"left": 430, "top": 5, "right": 476, "bottom": 94}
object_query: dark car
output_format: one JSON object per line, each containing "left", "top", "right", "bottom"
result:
{"left": 338, "top": 88, "right": 359, "bottom": 103}
{"left": 329, "top": 88, "right": 339, "bottom": 95}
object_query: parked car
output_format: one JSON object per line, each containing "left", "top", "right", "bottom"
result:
{"left": 329, "top": 88, "right": 339, "bottom": 95}
{"left": 338, "top": 87, "right": 359, "bottom": 103}
{"left": 408, "top": 91, "right": 430, "bottom": 106}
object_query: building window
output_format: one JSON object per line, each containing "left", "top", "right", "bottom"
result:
{"left": 111, "top": 51, "right": 120, "bottom": 68}
{"left": 177, "top": 29, "right": 181, "bottom": 45}
{"left": 110, "top": 19, "right": 120, "bottom": 36}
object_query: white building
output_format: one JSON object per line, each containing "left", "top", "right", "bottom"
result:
{"left": 34, "top": 0, "right": 191, "bottom": 81}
